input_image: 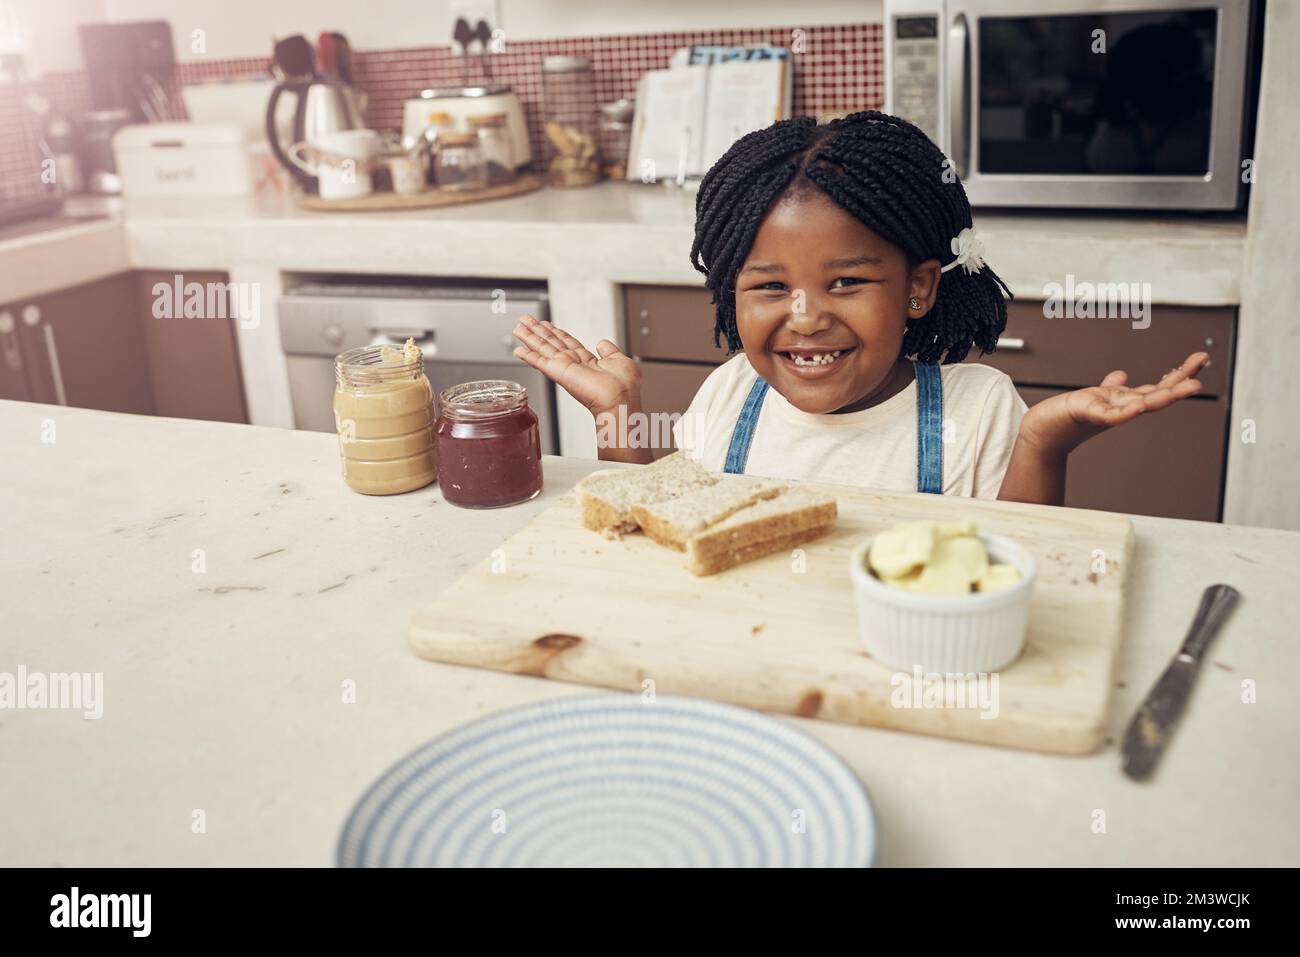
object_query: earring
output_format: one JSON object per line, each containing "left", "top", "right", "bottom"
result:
{"left": 908, "top": 297, "right": 920, "bottom": 310}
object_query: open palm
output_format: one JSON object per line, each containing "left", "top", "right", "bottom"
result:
{"left": 512, "top": 314, "right": 642, "bottom": 414}
{"left": 1023, "top": 352, "right": 1208, "bottom": 454}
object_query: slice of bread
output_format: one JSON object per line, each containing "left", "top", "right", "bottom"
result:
{"left": 684, "top": 487, "right": 838, "bottom": 576}
{"left": 576, "top": 452, "right": 718, "bottom": 534}
{"left": 631, "top": 477, "right": 788, "bottom": 551}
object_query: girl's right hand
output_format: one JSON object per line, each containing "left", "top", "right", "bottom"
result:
{"left": 512, "top": 314, "right": 642, "bottom": 415}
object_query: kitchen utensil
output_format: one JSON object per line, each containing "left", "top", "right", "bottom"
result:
{"left": 473, "top": 19, "right": 493, "bottom": 81}
{"left": 453, "top": 17, "right": 474, "bottom": 85}
{"left": 286, "top": 129, "right": 377, "bottom": 200}
{"left": 316, "top": 32, "right": 337, "bottom": 80}
{"left": 272, "top": 34, "right": 315, "bottom": 82}
{"left": 337, "top": 692, "right": 877, "bottom": 867}
{"left": 332, "top": 33, "right": 354, "bottom": 86}
{"left": 410, "top": 481, "right": 1136, "bottom": 754}
{"left": 77, "top": 108, "right": 133, "bottom": 194}
{"left": 849, "top": 533, "right": 1037, "bottom": 673}
{"left": 1121, "top": 584, "right": 1240, "bottom": 781}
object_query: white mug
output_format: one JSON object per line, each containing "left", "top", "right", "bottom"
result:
{"left": 288, "top": 129, "right": 378, "bottom": 200}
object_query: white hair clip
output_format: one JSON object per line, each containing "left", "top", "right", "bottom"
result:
{"left": 941, "top": 226, "right": 986, "bottom": 275}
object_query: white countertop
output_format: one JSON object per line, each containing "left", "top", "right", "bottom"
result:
{"left": 2, "top": 183, "right": 1247, "bottom": 305}
{"left": 2, "top": 400, "right": 1296, "bottom": 866}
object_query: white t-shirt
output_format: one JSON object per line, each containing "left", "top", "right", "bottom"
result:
{"left": 670, "top": 355, "right": 1027, "bottom": 499}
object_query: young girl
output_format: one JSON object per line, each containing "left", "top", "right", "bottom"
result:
{"left": 512, "top": 111, "right": 1206, "bottom": 506}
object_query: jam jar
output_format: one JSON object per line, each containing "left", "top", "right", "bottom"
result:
{"left": 333, "top": 342, "right": 438, "bottom": 495}
{"left": 435, "top": 380, "right": 543, "bottom": 508}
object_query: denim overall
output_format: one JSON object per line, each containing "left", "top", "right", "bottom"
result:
{"left": 722, "top": 361, "right": 945, "bottom": 494}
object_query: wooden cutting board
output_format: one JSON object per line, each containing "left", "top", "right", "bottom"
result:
{"left": 409, "top": 478, "right": 1134, "bottom": 754}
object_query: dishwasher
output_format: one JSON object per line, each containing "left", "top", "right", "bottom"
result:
{"left": 277, "top": 278, "right": 557, "bottom": 453}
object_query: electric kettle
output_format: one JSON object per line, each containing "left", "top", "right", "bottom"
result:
{"left": 265, "top": 81, "right": 365, "bottom": 192}
{"left": 264, "top": 35, "right": 365, "bottom": 192}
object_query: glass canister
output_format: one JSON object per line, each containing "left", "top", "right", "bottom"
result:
{"left": 333, "top": 341, "right": 437, "bottom": 495}
{"left": 468, "top": 113, "right": 516, "bottom": 185}
{"left": 597, "top": 99, "right": 634, "bottom": 181}
{"left": 434, "top": 131, "right": 488, "bottom": 190}
{"left": 434, "top": 380, "right": 543, "bottom": 508}
{"left": 542, "top": 55, "right": 600, "bottom": 187}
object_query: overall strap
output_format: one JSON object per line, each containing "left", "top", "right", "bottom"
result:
{"left": 914, "top": 361, "right": 945, "bottom": 494}
{"left": 723, "top": 376, "right": 770, "bottom": 474}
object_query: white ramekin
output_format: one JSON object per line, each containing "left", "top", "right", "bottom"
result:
{"left": 848, "top": 534, "right": 1037, "bottom": 673}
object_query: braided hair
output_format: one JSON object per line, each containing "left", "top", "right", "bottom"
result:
{"left": 690, "top": 110, "right": 1011, "bottom": 364}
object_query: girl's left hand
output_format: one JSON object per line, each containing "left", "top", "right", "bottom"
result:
{"left": 1019, "top": 352, "right": 1208, "bottom": 457}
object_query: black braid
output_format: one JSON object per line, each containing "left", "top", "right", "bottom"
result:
{"left": 691, "top": 110, "right": 1012, "bottom": 363}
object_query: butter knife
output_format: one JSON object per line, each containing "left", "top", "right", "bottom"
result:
{"left": 1121, "top": 584, "right": 1240, "bottom": 781}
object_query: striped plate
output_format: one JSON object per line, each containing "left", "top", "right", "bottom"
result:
{"left": 337, "top": 693, "right": 877, "bottom": 867}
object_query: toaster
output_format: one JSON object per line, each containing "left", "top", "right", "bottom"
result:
{"left": 402, "top": 85, "right": 531, "bottom": 169}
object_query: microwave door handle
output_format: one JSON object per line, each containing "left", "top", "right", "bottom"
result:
{"left": 948, "top": 12, "right": 970, "bottom": 180}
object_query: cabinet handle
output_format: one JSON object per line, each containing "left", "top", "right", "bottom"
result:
{"left": 42, "top": 324, "right": 69, "bottom": 406}
{"left": 0, "top": 310, "right": 20, "bottom": 371}
{"left": 996, "top": 336, "right": 1026, "bottom": 351}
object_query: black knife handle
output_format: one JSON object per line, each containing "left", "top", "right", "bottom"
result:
{"left": 1178, "top": 584, "right": 1240, "bottom": 659}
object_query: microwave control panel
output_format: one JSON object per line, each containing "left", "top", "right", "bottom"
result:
{"left": 889, "top": 16, "right": 941, "bottom": 143}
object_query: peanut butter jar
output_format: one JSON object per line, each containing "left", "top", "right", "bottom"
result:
{"left": 333, "top": 341, "right": 438, "bottom": 495}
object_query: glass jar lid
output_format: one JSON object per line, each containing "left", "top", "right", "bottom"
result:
{"left": 439, "top": 380, "right": 528, "bottom": 419}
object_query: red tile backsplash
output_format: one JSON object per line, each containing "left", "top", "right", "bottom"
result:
{"left": 0, "top": 22, "right": 881, "bottom": 204}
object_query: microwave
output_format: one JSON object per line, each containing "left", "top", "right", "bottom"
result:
{"left": 883, "top": 0, "right": 1261, "bottom": 210}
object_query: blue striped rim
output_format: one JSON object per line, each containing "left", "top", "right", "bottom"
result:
{"left": 429, "top": 766, "right": 748, "bottom": 868}
{"left": 342, "top": 695, "right": 870, "bottom": 868}
{"left": 338, "top": 693, "right": 876, "bottom": 868}
{"left": 397, "top": 734, "right": 816, "bottom": 867}
{"left": 495, "top": 794, "right": 725, "bottom": 868}
{"left": 359, "top": 697, "right": 851, "bottom": 865}
{"left": 375, "top": 713, "right": 838, "bottom": 866}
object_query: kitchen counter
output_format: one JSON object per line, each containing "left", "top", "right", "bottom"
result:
{"left": 5, "top": 185, "right": 1248, "bottom": 303}
{"left": 0, "top": 184, "right": 1250, "bottom": 464}
{"left": 2, "top": 400, "right": 1296, "bottom": 867}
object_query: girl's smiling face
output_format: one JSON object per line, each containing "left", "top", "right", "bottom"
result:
{"left": 735, "top": 189, "right": 941, "bottom": 414}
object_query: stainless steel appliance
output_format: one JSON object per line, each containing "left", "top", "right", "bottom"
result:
{"left": 883, "top": 0, "right": 1261, "bottom": 209}
{"left": 277, "top": 279, "right": 557, "bottom": 453}
{"left": 264, "top": 35, "right": 367, "bottom": 193}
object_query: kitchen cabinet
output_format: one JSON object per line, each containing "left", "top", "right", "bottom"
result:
{"left": 637, "top": 359, "right": 714, "bottom": 460}
{"left": 137, "top": 270, "right": 248, "bottom": 423}
{"left": 4, "top": 271, "right": 249, "bottom": 423}
{"left": 622, "top": 284, "right": 1235, "bottom": 520}
{"left": 14, "top": 273, "right": 154, "bottom": 415}
{"left": 1017, "top": 386, "right": 1226, "bottom": 521}
{"left": 0, "top": 307, "right": 34, "bottom": 401}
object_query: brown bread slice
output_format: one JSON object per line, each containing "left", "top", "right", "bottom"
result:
{"left": 631, "top": 477, "right": 787, "bottom": 551}
{"left": 684, "top": 487, "right": 838, "bottom": 576}
{"left": 576, "top": 452, "right": 718, "bottom": 534}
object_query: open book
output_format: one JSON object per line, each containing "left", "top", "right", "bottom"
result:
{"left": 628, "top": 47, "right": 792, "bottom": 183}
